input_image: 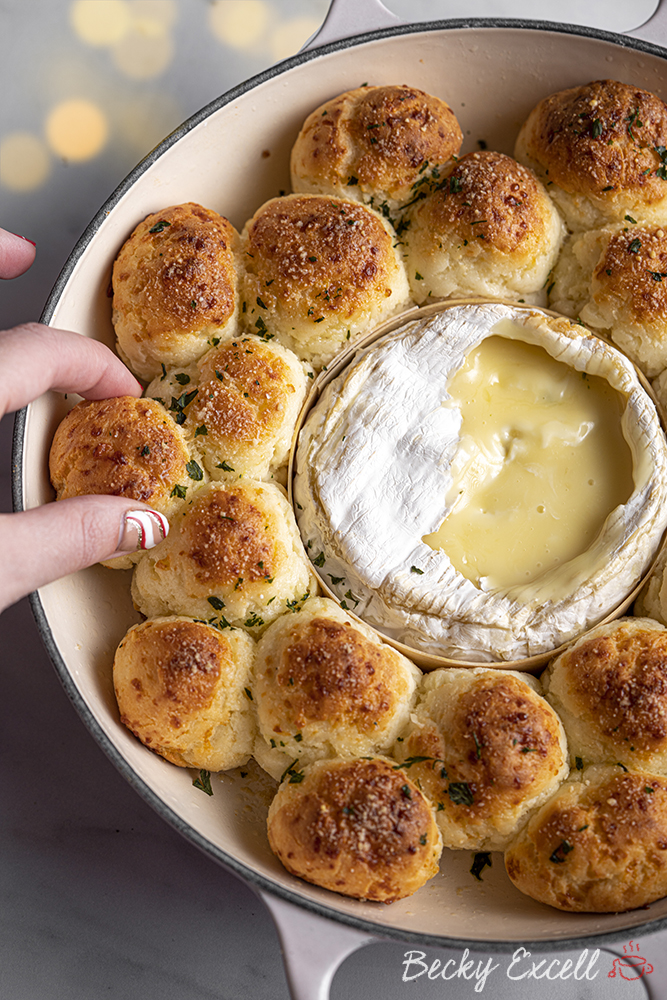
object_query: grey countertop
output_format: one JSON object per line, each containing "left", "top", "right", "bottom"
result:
{"left": 1, "top": 2, "right": 664, "bottom": 997}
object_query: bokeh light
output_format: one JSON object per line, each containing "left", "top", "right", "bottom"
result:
{"left": 112, "top": 25, "right": 174, "bottom": 79}
{"left": 270, "top": 16, "right": 322, "bottom": 60}
{"left": 209, "top": 0, "right": 271, "bottom": 49}
{"left": 0, "top": 132, "right": 51, "bottom": 191}
{"left": 70, "top": 0, "right": 131, "bottom": 47}
{"left": 45, "top": 99, "right": 109, "bottom": 161}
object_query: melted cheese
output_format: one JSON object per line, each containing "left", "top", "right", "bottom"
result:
{"left": 423, "top": 332, "right": 634, "bottom": 590}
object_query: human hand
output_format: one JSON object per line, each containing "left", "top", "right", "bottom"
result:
{"left": 1, "top": 230, "right": 169, "bottom": 614}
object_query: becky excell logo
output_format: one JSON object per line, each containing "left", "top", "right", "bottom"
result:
{"left": 608, "top": 940, "right": 654, "bottom": 981}
{"left": 401, "top": 940, "right": 654, "bottom": 993}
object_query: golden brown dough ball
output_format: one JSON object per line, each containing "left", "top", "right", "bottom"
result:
{"left": 542, "top": 618, "right": 667, "bottom": 773}
{"left": 290, "top": 84, "right": 463, "bottom": 214}
{"left": 252, "top": 597, "right": 421, "bottom": 779}
{"left": 549, "top": 224, "right": 667, "bottom": 377}
{"left": 112, "top": 203, "right": 240, "bottom": 381}
{"left": 113, "top": 616, "right": 256, "bottom": 770}
{"left": 504, "top": 764, "right": 667, "bottom": 912}
{"left": 49, "top": 395, "right": 193, "bottom": 567}
{"left": 131, "top": 480, "right": 317, "bottom": 628}
{"left": 515, "top": 80, "right": 667, "bottom": 232}
{"left": 393, "top": 668, "right": 568, "bottom": 851}
{"left": 404, "top": 150, "right": 564, "bottom": 304}
{"left": 145, "top": 332, "right": 311, "bottom": 482}
{"left": 240, "top": 194, "right": 412, "bottom": 368}
{"left": 267, "top": 756, "right": 442, "bottom": 903}
{"left": 635, "top": 540, "right": 667, "bottom": 623}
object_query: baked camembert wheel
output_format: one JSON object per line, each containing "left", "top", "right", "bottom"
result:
{"left": 294, "top": 301, "right": 667, "bottom": 662}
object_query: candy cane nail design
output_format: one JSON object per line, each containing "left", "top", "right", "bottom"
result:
{"left": 117, "top": 509, "right": 169, "bottom": 553}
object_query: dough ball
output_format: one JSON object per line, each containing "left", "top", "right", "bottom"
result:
{"left": 113, "top": 615, "right": 256, "bottom": 770}
{"left": 146, "top": 332, "right": 311, "bottom": 482}
{"left": 550, "top": 224, "right": 667, "bottom": 377}
{"left": 515, "top": 80, "right": 667, "bottom": 232}
{"left": 404, "top": 150, "right": 564, "bottom": 304}
{"left": 252, "top": 597, "right": 421, "bottom": 779}
{"left": 112, "top": 203, "right": 240, "bottom": 381}
{"left": 542, "top": 617, "right": 667, "bottom": 773}
{"left": 131, "top": 480, "right": 317, "bottom": 628}
{"left": 290, "top": 84, "right": 462, "bottom": 214}
{"left": 505, "top": 764, "right": 667, "bottom": 911}
{"left": 240, "top": 194, "right": 412, "bottom": 368}
{"left": 393, "top": 668, "right": 568, "bottom": 851}
{"left": 267, "top": 756, "right": 442, "bottom": 903}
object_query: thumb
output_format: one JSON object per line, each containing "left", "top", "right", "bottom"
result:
{"left": 0, "top": 498, "right": 168, "bottom": 613}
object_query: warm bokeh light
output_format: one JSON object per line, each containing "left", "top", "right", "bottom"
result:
{"left": 114, "top": 92, "right": 182, "bottom": 157}
{"left": 130, "top": 0, "right": 177, "bottom": 30}
{"left": 270, "top": 16, "right": 321, "bottom": 60}
{"left": 70, "top": 0, "right": 131, "bottom": 47}
{"left": 0, "top": 132, "right": 51, "bottom": 191}
{"left": 112, "top": 25, "right": 174, "bottom": 79}
{"left": 209, "top": 0, "right": 271, "bottom": 49}
{"left": 45, "top": 99, "right": 109, "bottom": 161}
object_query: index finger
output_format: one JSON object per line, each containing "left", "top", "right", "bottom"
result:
{"left": 0, "top": 323, "right": 143, "bottom": 418}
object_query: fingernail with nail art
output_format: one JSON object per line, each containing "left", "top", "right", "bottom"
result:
{"left": 117, "top": 509, "right": 169, "bottom": 553}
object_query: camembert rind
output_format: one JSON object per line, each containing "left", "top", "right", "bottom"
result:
{"left": 294, "top": 303, "right": 667, "bottom": 662}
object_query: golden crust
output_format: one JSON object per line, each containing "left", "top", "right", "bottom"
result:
{"left": 543, "top": 618, "right": 667, "bottom": 769}
{"left": 49, "top": 395, "right": 191, "bottom": 515}
{"left": 240, "top": 194, "right": 411, "bottom": 366}
{"left": 267, "top": 757, "right": 442, "bottom": 903}
{"left": 504, "top": 765, "right": 667, "bottom": 912}
{"left": 113, "top": 616, "right": 256, "bottom": 770}
{"left": 396, "top": 670, "right": 568, "bottom": 850}
{"left": 290, "top": 84, "right": 462, "bottom": 209}
{"left": 252, "top": 598, "right": 420, "bottom": 778}
{"left": 591, "top": 225, "right": 667, "bottom": 322}
{"left": 112, "top": 203, "right": 239, "bottom": 380}
{"left": 515, "top": 80, "right": 667, "bottom": 227}
{"left": 131, "top": 480, "right": 317, "bottom": 627}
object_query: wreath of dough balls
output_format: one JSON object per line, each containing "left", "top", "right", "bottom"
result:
{"left": 131, "top": 480, "right": 317, "bottom": 629}
{"left": 112, "top": 203, "right": 240, "bottom": 381}
{"left": 239, "top": 193, "right": 412, "bottom": 368}
{"left": 549, "top": 223, "right": 667, "bottom": 377}
{"left": 542, "top": 617, "right": 667, "bottom": 773}
{"left": 504, "top": 764, "right": 667, "bottom": 912}
{"left": 392, "top": 668, "right": 569, "bottom": 851}
{"left": 515, "top": 79, "right": 667, "bottom": 233}
{"left": 404, "top": 150, "right": 564, "bottom": 305}
{"left": 145, "top": 332, "right": 311, "bottom": 483}
{"left": 266, "top": 756, "right": 443, "bottom": 903}
{"left": 252, "top": 597, "right": 421, "bottom": 780}
{"left": 113, "top": 616, "right": 256, "bottom": 771}
{"left": 290, "top": 84, "right": 463, "bottom": 215}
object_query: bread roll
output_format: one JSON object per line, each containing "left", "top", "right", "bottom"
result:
{"left": 49, "top": 395, "right": 192, "bottom": 567}
{"left": 131, "top": 480, "right": 317, "bottom": 628}
{"left": 145, "top": 332, "right": 310, "bottom": 483}
{"left": 505, "top": 764, "right": 667, "bottom": 912}
{"left": 550, "top": 223, "right": 667, "bottom": 377}
{"left": 404, "top": 150, "right": 564, "bottom": 305}
{"left": 113, "top": 615, "right": 256, "bottom": 770}
{"left": 515, "top": 80, "right": 667, "bottom": 232}
{"left": 393, "top": 668, "right": 568, "bottom": 850}
{"left": 542, "top": 617, "right": 667, "bottom": 773}
{"left": 112, "top": 203, "right": 240, "bottom": 381}
{"left": 267, "top": 756, "right": 442, "bottom": 903}
{"left": 290, "top": 84, "right": 462, "bottom": 214}
{"left": 240, "top": 194, "right": 412, "bottom": 367}
{"left": 252, "top": 597, "right": 421, "bottom": 779}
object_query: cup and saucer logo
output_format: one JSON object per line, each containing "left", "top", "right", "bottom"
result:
{"left": 608, "top": 941, "right": 654, "bottom": 980}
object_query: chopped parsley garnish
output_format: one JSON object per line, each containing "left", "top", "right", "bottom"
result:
{"left": 244, "top": 613, "right": 264, "bottom": 628}
{"left": 217, "top": 460, "right": 235, "bottom": 472}
{"left": 195, "top": 424, "right": 208, "bottom": 437}
{"left": 207, "top": 596, "right": 225, "bottom": 610}
{"left": 170, "top": 484, "right": 187, "bottom": 499}
{"left": 628, "top": 238, "right": 642, "bottom": 253}
{"left": 470, "top": 851, "right": 492, "bottom": 881}
{"left": 193, "top": 769, "right": 213, "bottom": 795}
{"left": 549, "top": 840, "right": 574, "bottom": 864}
{"left": 244, "top": 687, "right": 253, "bottom": 700}
{"left": 149, "top": 220, "right": 171, "bottom": 233}
{"left": 410, "top": 565, "right": 424, "bottom": 575}
{"left": 591, "top": 119, "right": 603, "bottom": 139}
{"left": 448, "top": 782, "right": 474, "bottom": 806}
{"left": 174, "top": 372, "right": 191, "bottom": 385}
{"left": 140, "top": 444, "right": 150, "bottom": 457}
{"left": 575, "top": 756, "right": 584, "bottom": 771}
{"left": 346, "top": 175, "right": 359, "bottom": 186}
{"left": 186, "top": 459, "right": 203, "bottom": 481}
{"left": 328, "top": 574, "right": 345, "bottom": 585}
{"left": 313, "top": 552, "right": 326, "bottom": 567}
{"left": 401, "top": 784, "right": 412, "bottom": 799}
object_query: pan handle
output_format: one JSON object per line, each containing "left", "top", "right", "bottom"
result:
{"left": 627, "top": 0, "right": 667, "bottom": 46}
{"left": 259, "top": 890, "right": 376, "bottom": 1000}
{"left": 602, "top": 937, "right": 667, "bottom": 1000}
{"left": 301, "top": 0, "right": 403, "bottom": 51}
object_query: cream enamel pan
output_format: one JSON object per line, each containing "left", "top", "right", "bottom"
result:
{"left": 13, "top": 2, "right": 667, "bottom": 997}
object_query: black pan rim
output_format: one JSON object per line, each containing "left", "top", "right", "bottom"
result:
{"left": 13, "top": 12, "right": 667, "bottom": 953}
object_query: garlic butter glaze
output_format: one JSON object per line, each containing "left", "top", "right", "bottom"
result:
{"left": 293, "top": 303, "right": 667, "bottom": 662}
